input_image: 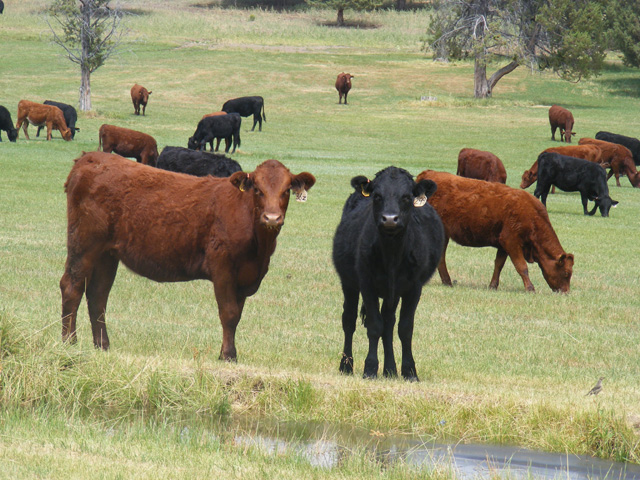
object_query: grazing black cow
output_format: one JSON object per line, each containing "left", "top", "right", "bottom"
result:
{"left": 157, "top": 146, "right": 242, "bottom": 177}
{"left": 596, "top": 131, "right": 640, "bottom": 166}
{"left": 332, "top": 167, "right": 444, "bottom": 381}
{"left": 37, "top": 101, "right": 79, "bottom": 139}
{"left": 221, "top": 96, "right": 266, "bottom": 132}
{"left": 0, "top": 105, "right": 18, "bottom": 142}
{"left": 188, "top": 113, "right": 241, "bottom": 153}
{"left": 534, "top": 152, "right": 618, "bottom": 217}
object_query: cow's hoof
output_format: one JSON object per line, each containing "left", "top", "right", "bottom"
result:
{"left": 339, "top": 355, "right": 354, "bottom": 375}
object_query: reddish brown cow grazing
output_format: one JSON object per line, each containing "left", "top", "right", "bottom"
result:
{"left": 549, "top": 105, "right": 575, "bottom": 143}
{"left": 578, "top": 138, "right": 640, "bottom": 188}
{"left": 60, "top": 152, "right": 316, "bottom": 360}
{"left": 417, "top": 170, "right": 574, "bottom": 293}
{"left": 520, "top": 144, "right": 603, "bottom": 190}
{"left": 98, "top": 124, "right": 159, "bottom": 167}
{"left": 15, "top": 100, "right": 72, "bottom": 141}
{"left": 335, "top": 72, "right": 354, "bottom": 104}
{"left": 457, "top": 148, "right": 507, "bottom": 183}
{"left": 131, "top": 84, "right": 152, "bottom": 116}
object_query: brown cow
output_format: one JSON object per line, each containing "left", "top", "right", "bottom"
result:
{"left": 98, "top": 124, "right": 159, "bottom": 167}
{"left": 520, "top": 144, "right": 603, "bottom": 190}
{"left": 457, "top": 148, "right": 507, "bottom": 183}
{"left": 15, "top": 100, "right": 72, "bottom": 141}
{"left": 131, "top": 84, "right": 152, "bottom": 116}
{"left": 549, "top": 105, "right": 575, "bottom": 143}
{"left": 417, "top": 170, "right": 574, "bottom": 293}
{"left": 578, "top": 138, "right": 640, "bottom": 188}
{"left": 335, "top": 73, "right": 354, "bottom": 104}
{"left": 60, "top": 152, "right": 316, "bottom": 360}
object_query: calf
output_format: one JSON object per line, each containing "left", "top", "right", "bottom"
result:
{"left": 333, "top": 167, "right": 444, "bottom": 380}
{"left": 0, "top": 105, "right": 18, "bottom": 142}
{"left": 533, "top": 152, "right": 618, "bottom": 217}
{"left": 201, "top": 111, "right": 227, "bottom": 151}
{"left": 335, "top": 72, "right": 354, "bottom": 105}
{"left": 99, "top": 124, "right": 159, "bottom": 166}
{"left": 37, "top": 100, "right": 79, "bottom": 139}
{"left": 221, "top": 96, "right": 266, "bottom": 131}
{"left": 131, "top": 84, "right": 152, "bottom": 116}
{"left": 596, "top": 131, "right": 640, "bottom": 166}
{"left": 579, "top": 137, "right": 640, "bottom": 188}
{"left": 60, "top": 153, "right": 315, "bottom": 359}
{"left": 417, "top": 170, "right": 574, "bottom": 293}
{"left": 457, "top": 148, "right": 507, "bottom": 183}
{"left": 548, "top": 105, "right": 575, "bottom": 143}
{"left": 157, "top": 146, "right": 242, "bottom": 177}
{"left": 188, "top": 113, "right": 241, "bottom": 154}
{"left": 15, "top": 100, "right": 72, "bottom": 141}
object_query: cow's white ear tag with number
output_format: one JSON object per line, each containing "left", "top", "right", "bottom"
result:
{"left": 413, "top": 194, "right": 427, "bottom": 207}
{"left": 296, "top": 189, "right": 308, "bottom": 203}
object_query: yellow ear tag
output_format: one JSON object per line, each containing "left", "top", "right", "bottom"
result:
{"left": 361, "top": 181, "right": 371, "bottom": 197}
{"left": 239, "top": 183, "right": 245, "bottom": 192}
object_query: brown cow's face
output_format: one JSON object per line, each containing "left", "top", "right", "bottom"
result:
{"left": 541, "top": 253, "right": 574, "bottom": 293}
{"left": 62, "top": 128, "right": 72, "bottom": 141}
{"left": 520, "top": 170, "right": 535, "bottom": 189}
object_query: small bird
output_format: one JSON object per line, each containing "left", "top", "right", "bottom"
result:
{"left": 586, "top": 377, "right": 604, "bottom": 396}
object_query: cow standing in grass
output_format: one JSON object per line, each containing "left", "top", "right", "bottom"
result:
{"left": 549, "top": 105, "right": 575, "bottom": 143}
{"left": 0, "top": 105, "right": 18, "bottom": 142}
{"left": 131, "top": 84, "right": 152, "bottom": 116}
{"left": 335, "top": 73, "right": 353, "bottom": 104}
{"left": 221, "top": 96, "right": 265, "bottom": 131}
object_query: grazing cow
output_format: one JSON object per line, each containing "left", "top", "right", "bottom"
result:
{"left": 221, "top": 96, "right": 266, "bottom": 131}
{"left": 520, "top": 144, "right": 603, "bottom": 190}
{"left": 456, "top": 148, "right": 507, "bottom": 183}
{"left": 596, "top": 131, "right": 640, "bottom": 166}
{"left": 201, "top": 111, "right": 228, "bottom": 151}
{"left": 131, "top": 84, "right": 152, "bottom": 116}
{"left": 335, "top": 72, "right": 354, "bottom": 105}
{"left": 157, "top": 146, "right": 242, "bottom": 177}
{"left": 188, "top": 113, "right": 241, "bottom": 154}
{"left": 548, "top": 105, "right": 575, "bottom": 143}
{"left": 98, "top": 124, "right": 159, "bottom": 166}
{"left": 417, "top": 170, "right": 574, "bottom": 293}
{"left": 0, "top": 105, "right": 18, "bottom": 142}
{"left": 37, "top": 100, "right": 79, "bottom": 139}
{"left": 579, "top": 137, "right": 640, "bottom": 188}
{"left": 60, "top": 152, "right": 315, "bottom": 360}
{"left": 15, "top": 100, "right": 72, "bottom": 141}
{"left": 333, "top": 167, "right": 444, "bottom": 380}
{"left": 533, "top": 152, "right": 618, "bottom": 217}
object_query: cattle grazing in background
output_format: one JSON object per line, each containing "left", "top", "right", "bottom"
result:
{"left": 98, "top": 124, "right": 159, "bottom": 166}
{"left": 200, "top": 111, "right": 228, "bottom": 151}
{"left": 335, "top": 72, "right": 354, "bottom": 105}
{"left": 15, "top": 100, "right": 72, "bottom": 141}
{"left": 131, "top": 83, "right": 152, "bottom": 116}
{"left": 60, "top": 152, "right": 315, "bottom": 361}
{"left": 36, "top": 100, "right": 79, "bottom": 139}
{"left": 548, "top": 105, "right": 575, "bottom": 143}
{"left": 0, "top": 1, "right": 4, "bottom": 14}
{"left": 520, "top": 144, "right": 603, "bottom": 191}
{"left": 188, "top": 113, "right": 241, "bottom": 154}
{"left": 595, "top": 131, "right": 640, "bottom": 166}
{"left": 221, "top": 96, "right": 266, "bottom": 131}
{"left": 533, "top": 152, "right": 618, "bottom": 217}
{"left": 417, "top": 170, "right": 574, "bottom": 293}
{"left": 579, "top": 137, "right": 640, "bottom": 188}
{"left": 456, "top": 148, "right": 507, "bottom": 183}
{"left": 333, "top": 167, "right": 444, "bottom": 381}
{"left": 157, "top": 146, "right": 242, "bottom": 177}
{"left": 0, "top": 105, "right": 18, "bottom": 142}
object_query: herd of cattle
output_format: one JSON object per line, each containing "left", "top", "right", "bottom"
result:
{"left": 2, "top": 86, "right": 640, "bottom": 379}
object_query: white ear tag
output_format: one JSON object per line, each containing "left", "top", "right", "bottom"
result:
{"left": 413, "top": 194, "right": 427, "bottom": 207}
{"left": 295, "top": 189, "right": 308, "bottom": 203}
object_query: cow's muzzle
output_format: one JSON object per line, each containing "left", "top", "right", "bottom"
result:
{"left": 261, "top": 212, "right": 283, "bottom": 229}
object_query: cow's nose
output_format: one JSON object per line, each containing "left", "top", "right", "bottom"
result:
{"left": 381, "top": 214, "right": 399, "bottom": 228}
{"left": 262, "top": 213, "right": 283, "bottom": 227}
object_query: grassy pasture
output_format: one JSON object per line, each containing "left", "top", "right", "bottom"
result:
{"left": 1, "top": 0, "right": 640, "bottom": 477}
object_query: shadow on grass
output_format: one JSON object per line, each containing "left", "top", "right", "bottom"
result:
{"left": 598, "top": 77, "right": 640, "bottom": 99}
{"left": 318, "top": 19, "right": 380, "bottom": 29}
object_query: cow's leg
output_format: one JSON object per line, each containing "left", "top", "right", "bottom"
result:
{"left": 215, "top": 138, "right": 222, "bottom": 152}
{"left": 21, "top": 120, "right": 30, "bottom": 140}
{"left": 489, "top": 248, "right": 508, "bottom": 290}
{"left": 251, "top": 115, "right": 257, "bottom": 132}
{"left": 380, "top": 296, "right": 400, "bottom": 378}
{"left": 437, "top": 237, "right": 453, "bottom": 286}
{"left": 344, "top": 92, "right": 348, "bottom": 105}
{"left": 46, "top": 122, "right": 53, "bottom": 141}
{"left": 579, "top": 192, "right": 591, "bottom": 215}
{"left": 36, "top": 125, "right": 42, "bottom": 137}
{"left": 551, "top": 125, "right": 556, "bottom": 141}
{"left": 501, "top": 238, "right": 535, "bottom": 292}
{"left": 227, "top": 136, "right": 235, "bottom": 154}
{"left": 213, "top": 277, "right": 245, "bottom": 362}
{"left": 85, "top": 252, "right": 119, "bottom": 350}
{"left": 60, "top": 253, "right": 96, "bottom": 345}
{"left": 398, "top": 288, "right": 421, "bottom": 381}
{"left": 339, "top": 285, "right": 359, "bottom": 375}
{"left": 142, "top": 104, "right": 146, "bottom": 116}
{"left": 360, "top": 290, "right": 382, "bottom": 379}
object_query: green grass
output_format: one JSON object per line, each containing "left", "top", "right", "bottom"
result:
{"left": 1, "top": 0, "right": 640, "bottom": 477}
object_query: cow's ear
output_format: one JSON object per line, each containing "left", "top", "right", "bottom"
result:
{"left": 557, "top": 253, "right": 575, "bottom": 268}
{"left": 148, "top": 91, "right": 152, "bottom": 95}
{"left": 351, "top": 175, "right": 372, "bottom": 197}
{"left": 291, "top": 172, "right": 316, "bottom": 203}
{"left": 612, "top": 200, "right": 619, "bottom": 207}
{"left": 414, "top": 179, "right": 437, "bottom": 199}
{"left": 230, "top": 171, "right": 253, "bottom": 192}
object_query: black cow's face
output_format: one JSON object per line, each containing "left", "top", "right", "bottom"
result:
{"left": 187, "top": 136, "right": 199, "bottom": 150}
{"left": 595, "top": 196, "right": 619, "bottom": 217}
{"left": 8, "top": 128, "right": 17, "bottom": 142}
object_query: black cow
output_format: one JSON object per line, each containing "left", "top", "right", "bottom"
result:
{"left": 596, "top": 131, "right": 640, "bottom": 166}
{"left": 0, "top": 1, "right": 4, "bottom": 14}
{"left": 157, "top": 146, "right": 242, "bottom": 177}
{"left": 187, "top": 113, "right": 241, "bottom": 153}
{"left": 0, "top": 105, "right": 18, "bottom": 142}
{"left": 36, "top": 100, "right": 79, "bottom": 139}
{"left": 533, "top": 152, "right": 618, "bottom": 217}
{"left": 221, "top": 96, "right": 266, "bottom": 132}
{"left": 332, "top": 167, "right": 444, "bottom": 381}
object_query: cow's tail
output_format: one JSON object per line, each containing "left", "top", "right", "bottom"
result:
{"left": 98, "top": 131, "right": 102, "bottom": 151}
{"left": 262, "top": 103, "right": 266, "bottom": 123}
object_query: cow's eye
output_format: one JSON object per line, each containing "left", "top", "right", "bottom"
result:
{"left": 255, "top": 189, "right": 264, "bottom": 197}
{"left": 281, "top": 190, "right": 290, "bottom": 198}
{"left": 402, "top": 195, "right": 412, "bottom": 206}
{"left": 373, "top": 193, "right": 382, "bottom": 203}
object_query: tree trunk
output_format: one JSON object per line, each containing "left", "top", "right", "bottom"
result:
{"left": 337, "top": 8, "right": 344, "bottom": 26}
{"left": 474, "top": 58, "right": 490, "bottom": 98}
{"left": 79, "top": 67, "right": 91, "bottom": 112}
{"left": 396, "top": 0, "right": 406, "bottom": 10}
{"left": 79, "top": 0, "right": 92, "bottom": 111}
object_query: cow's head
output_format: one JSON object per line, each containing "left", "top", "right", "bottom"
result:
{"left": 230, "top": 160, "right": 316, "bottom": 230}
{"left": 590, "top": 196, "right": 619, "bottom": 217}
{"left": 7, "top": 127, "right": 17, "bottom": 142}
{"left": 140, "top": 89, "right": 151, "bottom": 104}
{"left": 563, "top": 119, "right": 575, "bottom": 143}
{"left": 187, "top": 136, "right": 201, "bottom": 150}
{"left": 520, "top": 169, "right": 536, "bottom": 189}
{"left": 61, "top": 127, "right": 72, "bottom": 141}
{"left": 351, "top": 167, "right": 437, "bottom": 236}
{"left": 540, "top": 253, "right": 574, "bottom": 293}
